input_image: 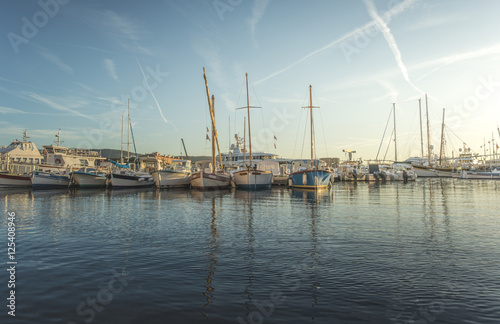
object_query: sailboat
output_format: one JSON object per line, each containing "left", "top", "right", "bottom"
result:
{"left": 189, "top": 68, "right": 232, "bottom": 190}
{"left": 232, "top": 73, "right": 273, "bottom": 190}
{"left": 289, "top": 85, "right": 332, "bottom": 189}
{"left": 109, "top": 99, "right": 154, "bottom": 188}
{"left": 151, "top": 139, "right": 192, "bottom": 188}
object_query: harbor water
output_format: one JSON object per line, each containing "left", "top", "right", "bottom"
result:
{"left": 1, "top": 179, "right": 499, "bottom": 323}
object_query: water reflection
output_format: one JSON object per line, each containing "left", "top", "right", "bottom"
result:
{"left": 289, "top": 188, "right": 332, "bottom": 204}
{"left": 201, "top": 196, "right": 219, "bottom": 318}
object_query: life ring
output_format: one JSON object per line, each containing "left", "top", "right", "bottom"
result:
{"left": 55, "top": 158, "right": 62, "bottom": 165}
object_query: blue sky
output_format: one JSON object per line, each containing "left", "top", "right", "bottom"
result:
{"left": 1, "top": 0, "right": 500, "bottom": 161}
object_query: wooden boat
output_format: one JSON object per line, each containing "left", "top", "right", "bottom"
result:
{"left": 232, "top": 73, "right": 273, "bottom": 190}
{"left": 151, "top": 160, "right": 191, "bottom": 189}
{"left": 289, "top": 85, "right": 332, "bottom": 189}
{"left": 109, "top": 99, "right": 154, "bottom": 189}
{"left": 70, "top": 168, "right": 107, "bottom": 188}
{"left": 190, "top": 68, "right": 231, "bottom": 190}
{"left": 0, "top": 172, "right": 31, "bottom": 188}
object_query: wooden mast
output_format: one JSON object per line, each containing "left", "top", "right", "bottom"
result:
{"left": 310, "top": 85, "right": 314, "bottom": 167}
{"left": 127, "top": 98, "right": 130, "bottom": 164}
{"left": 425, "top": 94, "right": 431, "bottom": 166}
{"left": 419, "top": 98, "right": 424, "bottom": 157}
{"left": 212, "top": 95, "right": 216, "bottom": 173}
{"left": 203, "top": 68, "right": 224, "bottom": 172}
{"left": 393, "top": 103, "right": 397, "bottom": 162}
{"left": 439, "top": 108, "right": 445, "bottom": 164}
{"left": 120, "top": 114, "right": 123, "bottom": 163}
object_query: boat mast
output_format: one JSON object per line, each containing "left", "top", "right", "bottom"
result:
{"left": 419, "top": 98, "right": 424, "bottom": 157}
{"left": 127, "top": 98, "right": 130, "bottom": 164}
{"left": 243, "top": 117, "right": 246, "bottom": 166}
{"left": 245, "top": 73, "right": 253, "bottom": 169}
{"left": 439, "top": 108, "right": 445, "bottom": 165}
{"left": 181, "top": 138, "right": 189, "bottom": 160}
{"left": 425, "top": 94, "right": 431, "bottom": 166}
{"left": 310, "top": 85, "right": 314, "bottom": 167}
{"left": 203, "top": 68, "right": 224, "bottom": 172}
{"left": 393, "top": 103, "right": 397, "bottom": 162}
{"left": 212, "top": 95, "right": 216, "bottom": 173}
{"left": 120, "top": 115, "right": 123, "bottom": 163}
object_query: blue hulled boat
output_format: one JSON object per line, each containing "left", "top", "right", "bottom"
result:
{"left": 289, "top": 85, "right": 332, "bottom": 190}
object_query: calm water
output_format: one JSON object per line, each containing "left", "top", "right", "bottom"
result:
{"left": 1, "top": 179, "right": 499, "bottom": 324}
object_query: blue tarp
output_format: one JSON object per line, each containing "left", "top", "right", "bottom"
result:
{"left": 109, "top": 160, "right": 130, "bottom": 169}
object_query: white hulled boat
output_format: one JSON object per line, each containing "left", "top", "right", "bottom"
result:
{"left": 70, "top": 167, "right": 108, "bottom": 188}
{"left": 31, "top": 129, "right": 104, "bottom": 189}
{"left": 109, "top": 99, "right": 154, "bottom": 189}
{"left": 151, "top": 160, "right": 192, "bottom": 189}
{"left": 232, "top": 73, "right": 273, "bottom": 190}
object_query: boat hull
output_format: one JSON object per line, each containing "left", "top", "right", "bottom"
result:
{"left": 110, "top": 173, "right": 154, "bottom": 188}
{"left": 31, "top": 171, "right": 70, "bottom": 189}
{"left": 232, "top": 170, "right": 272, "bottom": 190}
{"left": 0, "top": 173, "right": 32, "bottom": 188}
{"left": 190, "top": 171, "right": 231, "bottom": 190}
{"left": 151, "top": 170, "right": 191, "bottom": 188}
{"left": 459, "top": 170, "right": 500, "bottom": 179}
{"left": 71, "top": 172, "right": 107, "bottom": 188}
{"left": 413, "top": 165, "right": 452, "bottom": 177}
{"left": 289, "top": 170, "right": 332, "bottom": 189}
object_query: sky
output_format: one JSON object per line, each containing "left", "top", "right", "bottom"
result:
{"left": 1, "top": 0, "right": 500, "bottom": 162}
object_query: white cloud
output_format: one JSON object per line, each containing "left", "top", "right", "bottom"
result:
{"left": 248, "top": 0, "right": 270, "bottom": 47}
{"left": 38, "top": 49, "right": 73, "bottom": 74}
{"left": 103, "top": 59, "right": 119, "bottom": 82}
{"left": 0, "top": 106, "right": 26, "bottom": 114}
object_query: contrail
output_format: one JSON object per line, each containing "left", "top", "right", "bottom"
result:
{"left": 362, "top": 0, "right": 424, "bottom": 95}
{"left": 135, "top": 57, "right": 176, "bottom": 130}
{"left": 255, "top": 0, "right": 418, "bottom": 85}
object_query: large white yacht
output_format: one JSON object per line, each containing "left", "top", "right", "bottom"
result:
{"left": 218, "top": 133, "right": 278, "bottom": 169}
{"left": 0, "top": 130, "right": 43, "bottom": 187}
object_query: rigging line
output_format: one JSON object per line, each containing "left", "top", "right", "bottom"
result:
{"left": 383, "top": 129, "right": 394, "bottom": 162}
{"left": 259, "top": 108, "right": 270, "bottom": 153}
{"left": 375, "top": 107, "right": 393, "bottom": 161}
{"left": 301, "top": 108, "right": 309, "bottom": 159}
{"left": 318, "top": 108, "right": 329, "bottom": 158}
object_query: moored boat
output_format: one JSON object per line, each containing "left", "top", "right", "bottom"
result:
{"left": 151, "top": 160, "right": 191, "bottom": 189}
{"left": 70, "top": 168, "right": 108, "bottom": 188}
{"left": 31, "top": 170, "right": 70, "bottom": 189}
{"left": 289, "top": 85, "right": 332, "bottom": 190}
{"left": 190, "top": 68, "right": 231, "bottom": 190}
{"left": 232, "top": 73, "right": 273, "bottom": 190}
{"left": 0, "top": 172, "right": 31, "bottom": 188}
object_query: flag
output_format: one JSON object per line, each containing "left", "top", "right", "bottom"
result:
{"left": 274, "top": 143, "right": 276, "bottom": 149}
{"left": 274, "top": 135, "right": 277, "bottom": 141}
{"left": 206, "top": 127, "right": 210, "bottom": 133}
{"left": 206, "top": 134, "right": 211, "bottom": 141}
